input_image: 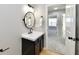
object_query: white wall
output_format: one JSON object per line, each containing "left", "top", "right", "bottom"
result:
{"left": 33, "top": 4, "right": 46, "bottom": 32}
{"left": 0, "top": 4, "right": 26, "bottom": 55}
{"left": 0, "top": 4, "right": 46, "bottom": 55}
{"left": 32, "top": 4, "right": 46, "bottom": 48}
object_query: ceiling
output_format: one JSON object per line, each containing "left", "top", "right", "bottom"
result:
{"left": 48, "top": 4, "right": 66, "bottom": 13}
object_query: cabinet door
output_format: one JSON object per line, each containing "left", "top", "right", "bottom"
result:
{"left": 23, "top": 45, "right": 35, "bottom": 55}
{"left": 35, "top": 35, "right": 44, "bottom": 54}
{"left": 22, "top": 38, "right": 35, "bottom": 55}
{"left": 41, "top": 35, "right": 44, "bottom": 49}
{"left": 40, "top": 35, "right": 44, "bottom": 52}
{"left": 35, "top": 43, "right": 40, "bottom": 55}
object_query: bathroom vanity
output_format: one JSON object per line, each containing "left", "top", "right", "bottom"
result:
{"left": 21, "top": 31, "right": 44, "bottom": 55}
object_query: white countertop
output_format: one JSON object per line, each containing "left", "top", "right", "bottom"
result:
{"left": 21, "top": 31, "right": 44, "bottom": 41}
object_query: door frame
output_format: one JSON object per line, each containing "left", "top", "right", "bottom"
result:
{"left": 45, "top": 4, "right": 76, "bottom": 55}
{"left": 45, "top": 4, "right": 66, "bottom": 54}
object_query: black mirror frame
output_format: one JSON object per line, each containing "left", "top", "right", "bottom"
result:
{"left": 23, "top": 12, "right": 35, "bottom": 34}
{"left": 23, "top": 12, "right": 35, "bottom": 29}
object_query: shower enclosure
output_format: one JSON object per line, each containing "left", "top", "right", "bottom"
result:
{"left": 47, "top": 4, "right": 76, "bottom": 54}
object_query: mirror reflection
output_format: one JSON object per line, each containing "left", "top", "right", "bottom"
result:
{"left": 23, "top": 12, "right": 35, "bottom": 34}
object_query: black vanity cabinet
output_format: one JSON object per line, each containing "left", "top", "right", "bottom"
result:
{"left": 22, "top": 35, "right": 44, "bottom": 55}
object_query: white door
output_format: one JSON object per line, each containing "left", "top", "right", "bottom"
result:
{"left": 65, "top": 4, "right": 76, "bottom": 55}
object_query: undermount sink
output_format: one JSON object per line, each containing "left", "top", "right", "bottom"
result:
{"left": 21, "top": 31, "right": 44, "bottom": 41}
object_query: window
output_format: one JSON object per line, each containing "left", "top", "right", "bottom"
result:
{"left": 48, "top": 18, "right": 57, "bottom": 26}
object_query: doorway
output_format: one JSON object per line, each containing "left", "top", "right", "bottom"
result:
{"left": 47, "top": 4, "right": 76, "bottom": 55}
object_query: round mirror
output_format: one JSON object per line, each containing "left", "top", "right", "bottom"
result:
{"left": 24, "top": 12, "right": 35, "bottom": 29}
{"left": 23, "top": 12, "right": 35, "bottom": 34}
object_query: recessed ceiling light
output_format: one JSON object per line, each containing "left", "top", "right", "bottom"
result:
{"left": 66, "top": 5, "right": 72, "bottom": 8}
{"left": 54, "top": 7, "right": 58, "bottom": 10}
